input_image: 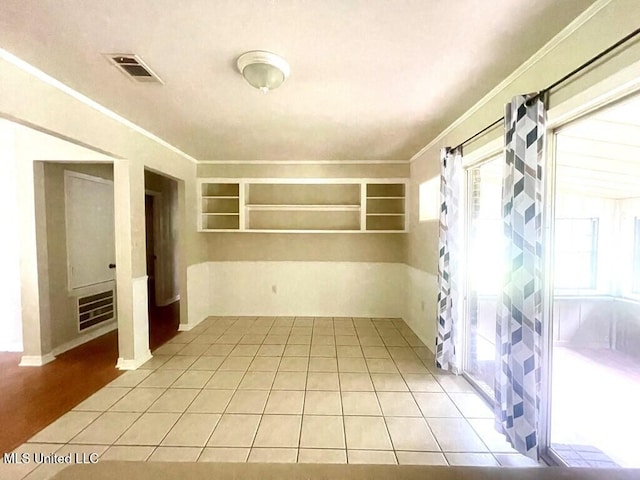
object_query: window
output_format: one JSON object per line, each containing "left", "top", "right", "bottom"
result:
{"left": 633, "top": 217, "right": 640, "bottom": 293}
{"left": 553, "top": 218, "right": 598, "bottom": 289}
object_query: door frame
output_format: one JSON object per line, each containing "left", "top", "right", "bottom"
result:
{"left": 144, "top": 189, "right": 162, "bottom": 307}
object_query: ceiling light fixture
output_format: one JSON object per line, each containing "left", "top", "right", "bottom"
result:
{"left": 237, "top": 50, "right": 290, "bottom": 94}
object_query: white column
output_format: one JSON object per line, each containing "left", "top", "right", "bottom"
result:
{"left": 114, "top": 159, "right": 151, "bottom": 369}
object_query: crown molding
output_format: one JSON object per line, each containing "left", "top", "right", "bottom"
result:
{"left": 197, "top": 159, "right": 410, "bottom": 165}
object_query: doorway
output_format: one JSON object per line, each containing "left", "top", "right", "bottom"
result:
{"left": 547, "top": 94, "right": 640, "bottom": 467}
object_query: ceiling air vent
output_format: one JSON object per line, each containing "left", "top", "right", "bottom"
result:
{"left": 105, "top": 54, "right": 163, "bottom": 84}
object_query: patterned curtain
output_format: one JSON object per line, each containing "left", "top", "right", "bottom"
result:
{"left": 436, "top": 147, "right": 462, "bottom": 372}
{"left": 495, "top": 94, "right": 546, "bottom": 459}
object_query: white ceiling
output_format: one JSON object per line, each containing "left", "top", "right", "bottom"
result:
{"left": 556, "top": 95, "right": 640, "bottom": 199}
{"left": 0, "top": 1, "right": 595, "bottom": 162}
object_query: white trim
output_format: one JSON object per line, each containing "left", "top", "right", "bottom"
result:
{"left": 199, "top": 177, "right": 409, "bottom": 185}
{"left": 19, "top": 353, "right": 56, "bottom": 367}
{"left": 408, "top": 0, "right": 613, "bottom": 163}
{"left": 461, "top": 138, "right": 503, "bottom": 168}
{"left": 53, "top": 322, "right": 117, "bottom": 356}
{"left": 198, "top": 160, "right": 409, "bottom": 165}
{"left": 116, "top": 351, "right": 152, "bottom": 370}
{"left": 0, "top": 48, "right": 198, "bottom": 165}
{"left": 157, "top": 294, "right": 180, "bottom": 307}
{"left": 178, "top": 322, "right": 197, "bottom": 332}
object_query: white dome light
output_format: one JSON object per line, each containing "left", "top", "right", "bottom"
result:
{"left": 237, "top": 50, "right": 290, "bottom": 94}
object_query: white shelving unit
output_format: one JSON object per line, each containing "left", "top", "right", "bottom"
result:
{"left": 197, "top": 178, "right": 408, "bottom": 233}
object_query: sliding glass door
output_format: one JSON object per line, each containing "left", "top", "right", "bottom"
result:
{"left": 463, "top": 156, "right": 503, "bottom": 399}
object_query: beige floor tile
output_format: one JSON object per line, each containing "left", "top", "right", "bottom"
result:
{"left": 402, "top": 374, "right": 444, "bottom": 392}
{"left": 106, "top": 369, "right": 153, "bottom": 387}
{"left": 187, "top": 389, "right": 234, "bottom": 413}
{"left": 239, "top": 334, "right": 266, "bottom": 345}
{"left": 310, "top": 345, "right": 336, "bottom": 357}
{"left": 149, "top": 446, "right": 202, "bottom": 462}
{"left": 339, "top": 373, "right": 374, "bottom": 391}
{"left": 385, "top": 417, "right": 439, "bottom": 451}
{"left": 370, "top": 373, "right": 409, "bottom": 392}
{"left": 190, "top": 334, "right": 222, "bottom": 345}
{"left": 272, "top": 372, "right": 307, "bottom": 390}
{"left": 444, "top": 452, "right": 499, "bottom": 466}
{"left": 198, "top": 447, "right": 249, "bottom": 462}
{"left": 158, "top": 355, "right": 199, "bottom": 370}
{"left": 101, "top": 445, "right": 155, "bottom": 461}
{"left": 176, "top": 343, "right": 210, "bottom": 356}
{"left": 288, "top": 335, "right": 312, "bottom": 345}
{"left": 279, "top": 357, "right": 309, "bottom": 372}
{"left": 306, "top": 372, "right": 340, "bottom": 391}
{"left": 382, "top": 336, "right": 409, "bottom": 347}
{"left": 148, "top": 389, "right": 200, "bottom": 413}
{"left": 190, "top": 356, "right": 225, "bottom": 371}
{"left": 226, "top": 390, "right": 269, "bottom": 414}
{"left": 467, "top": 418, "right": 517, "bottom": 453}
{"left": 153, "top": 343, "right": 184, "bottom": 355}
{"left": 413, "top": 392, "right": 463, "bottom": 418}
{"left": 309, "top": 357, "right": 338, "bottom": 372}
{"left": 109, "top": 388, "right": 166, "bottom": 412}
{"left": 70, "top": 412, "right": 140, "bottom": 444}
{"left": 311, "top": 335, "right": 335, "bottom": 345}
{"left": 347, "top": 449, "right": 397, "bottom": 464}
{"left": 395, "top": 359, "right": 429, "bottom": 374}
{"left": 376, "top": 392, "right": 422, "bottom": 416}
{"left": 215, "top": 334, "right": 243, "bottom": 344}
{"left": 168, "top": 332, "right": 197, "bottom": 343}
{"left": 269, "top": 326, "right": 292, "bottom": 336}
{"left": 293, "top": 319, "right": 313, "bottom": 328}
{"left": 298, "top": 449, "right": 347, "bottom": 463}
{"left": 338, "top": 357, "right": 368, "bottom": 373}
{"left": 162, "top": 413, "right": 221, "bottom": 446}
{"left": 426, "top": 418, "right": 489, "bottom": 452}
{"left": 304, "top": 391, "right": 342, "bottom": 415}
{"left": 173, "top": 370, "right": 214, "bottom": 389}
{"left": 248, "top": 357, "right": 281, "bottom": 371}
{"left": 230, "top": 344, "right": 260, "bottom": 356}
{"left": 116, "top": 412, "right": 180, "bottom": 445}
{"left": 73, "top": 387, "right": 131, "bottom": 411}
{"left": 253, "top": 415, "right": 302, "bottom": 447}
{"left": 207, "top": 414, "right": 261, "bottom": 447}
{"left": 248, "top": 448, "right": 297, "bottom": 463}
{"left": 138, "top": 370, "right": 182, "bottom": 388}
{"left": 300, "top": 415, "right": 345, "bottom": 448}
{"left": 337, "top": 346, "right": 364, "bottom": 358}
{"left": 335, "top": 335, "right": 359, "bottom": 346}
{"left": 21, "top": 444, "right": 108, "bottom": 479}
{"left": 283, "top": 344, "right": 310, "bottom": 357}
{"left": 494, "top": 453, "right": 542, "bottom": 467}
{"left": 257, "top": 344, "right": 285, "bottom": 356}
{"left": 344, "top": 416, "right": 392, "bottom": 450}
{"left": 264, "top": 390, "right": 305, "bottom": 414}
{"left": 203, "top": 344, "right": 235, "bottom": 356}
{"left": 29, "top": 411, "right": 101, "bottom": 443}
{"left": 238, "top": 371, "right": 276, "bottom": 390}
{"left": 362, "top": 346, "right": 391, "bottom": 359}
{"left": 218, "top": 356, "right": 252, "bottom": 371}
{"left": 434, "top": 375, "right": 476, "bottom": 393}
{"left": 204, "top": 371, "right": 245, "bottom": 389}
{"left": 396, "top": 451, "right": 448, "bottom": 465}
{"left": 448, "top": 393, "right": 493, "bottom": 418}
{"left": 366, "top": 358, "right": 399, "bottom": 373}
{"left": 264, "top": 335, "right": 289, "bottom": 345}
{"left": 341, "top": 392, "right": 382, "bottom": 416}
{"left": 358, "top": 336, "right": 384, "bottom": 347}
{"left": 387, "top": 347, "right": 419, "bottom": 360}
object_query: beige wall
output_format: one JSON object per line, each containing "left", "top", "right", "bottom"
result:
{"left": 42, "top": 162, "right": 115, "bottom": 350}
{"left": 407, "top": 0, "right": 640, "bottom": 351}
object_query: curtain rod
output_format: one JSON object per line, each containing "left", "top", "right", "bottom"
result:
{"left": 452, "top": 26, "right": 640, "bottom": 153}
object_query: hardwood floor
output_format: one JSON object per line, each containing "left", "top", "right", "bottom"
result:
{"left": 0, "top": 302, "right": 179, "bottom": 453}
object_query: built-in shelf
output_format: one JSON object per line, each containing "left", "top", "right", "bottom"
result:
{"left": 198, "top": 179, "right": 407, "bottom": 233}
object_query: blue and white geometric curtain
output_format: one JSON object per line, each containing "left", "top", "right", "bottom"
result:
{"left": 436, "top": 147, "right": 463, "bottom": 372}
{"left": 495, "top": 94, "right": 546, "bottom": 460}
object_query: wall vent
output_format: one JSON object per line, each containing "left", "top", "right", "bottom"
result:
{"left": 77, "top": 289, "right": 115, "bottom": 332}
{"left": 105, "top": 54, "right": 163, "bottom": 84}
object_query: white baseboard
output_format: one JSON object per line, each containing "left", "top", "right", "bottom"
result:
{"left": 19, "top": 353, "right": 56, "bottom": 367}
{"left": 52, "top": 322, "right": 117, "bottom": 356}
{"left": 156, "top": 294, "right": 180, "bottom": 307}
{"left": 116, "top": 349, "right": 152, "bottom": 370}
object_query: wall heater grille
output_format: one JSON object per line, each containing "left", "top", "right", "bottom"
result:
{"left": 77, "top": 289, "right": 115, "bottom": 331}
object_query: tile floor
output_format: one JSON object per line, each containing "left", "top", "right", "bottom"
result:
{"left": 4, "top": 316, "right": 540, "bottom": 479}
